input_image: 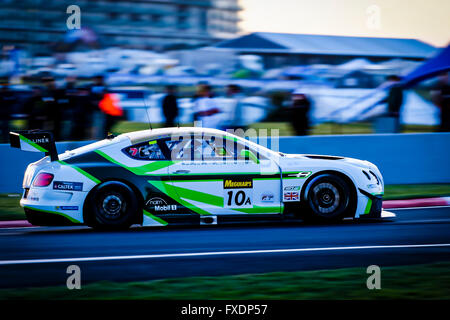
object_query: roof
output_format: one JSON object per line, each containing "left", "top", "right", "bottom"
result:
{"left": 215, "top": 32, "right": 436, "bottom": 59}
{"left": 123, "top": 127, "right": 237, "bottom": 144}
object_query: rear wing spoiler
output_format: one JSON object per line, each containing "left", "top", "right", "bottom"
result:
{"left": 9, "top": 130, "right": 59, "bottom": 161}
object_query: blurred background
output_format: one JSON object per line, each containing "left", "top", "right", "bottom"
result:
{"left": 0, "top": 0, "right": 450, "bottom": 300}
{"left": 0, "top": 0, "right": 449, "bottom": 143}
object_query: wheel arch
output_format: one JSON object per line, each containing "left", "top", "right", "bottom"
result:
{"left": 300, "top": 170, "right": 358, "bottom": 218}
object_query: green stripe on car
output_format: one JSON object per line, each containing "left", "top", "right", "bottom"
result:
{"left": 19, "top": 135, "right": 48, "bottom": 152}
{"left": 147, "top": 180, "right": 216, "bottom": 215}
{"left": 143, "top": 210, "right": 168, "bottom": 226}
{"left": 95, "top": 150, "right": 177, "bottom": 175}
{"left": 363, "top": 198, "right": 372, "bottom": 215}
{"left": 232, "top": 206, "right": 281, "bottom": 214}
{"left": 57, "top": 160, "right": 101, "bottom": 184}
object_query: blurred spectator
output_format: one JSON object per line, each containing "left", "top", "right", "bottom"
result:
{"left": 57, "top": 76, "right": 79, "bottom": 140}
{"left": 193, "top": 84, "right": 221, "bottom": 128}
{"left": 41, "top": 77, "right": 64, "bottom": 140}
{"left": 192, "top": 81, "right": 212, "bottom": 122}
{"left": 290, "top": 92, "right": 311, "bottom": 136}
{"left": 88, "top": 75, "right": 110, "bottom": 138}
{"left": 225, "top": 84, "right": 245, "bottom": 131}
{"left": 72, "top": 86, "right": 94, "bottom": 140}
{"left": 431, "top": 72, "right": 450, "bottom": 132}
{"left": 0, "top": 81, "right": 15, "bottom": 142}
{"left": 385, "top": 75, "right": 404, "bottom": 133}
{"left": 162, "top": 85, "right": 179, "bottom": 127}
{"left": 24, "top": 86, "right": 45, "bottom": 131}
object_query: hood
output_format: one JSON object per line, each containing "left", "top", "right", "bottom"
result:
{"left": 284, "top": 153, "right": 375, "bottom": 170}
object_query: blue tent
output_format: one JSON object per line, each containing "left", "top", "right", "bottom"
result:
{"left": 402, "top": 44, "right": 450, "bottom": 87}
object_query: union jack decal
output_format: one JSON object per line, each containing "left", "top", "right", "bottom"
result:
{"left": 284, "top": 191, "right": 299, "bottom": 201}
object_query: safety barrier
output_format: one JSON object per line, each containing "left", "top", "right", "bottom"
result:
{"left": 278, "top": 133, "right": 450, "bottom": 185}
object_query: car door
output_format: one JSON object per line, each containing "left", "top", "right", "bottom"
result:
{"left": 120, "top": 138, "right": 179, "bottom": 221}
{"left": 164, "top": 133, "right": 282, "bottom": 216}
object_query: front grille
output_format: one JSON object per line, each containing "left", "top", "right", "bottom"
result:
{"left": 370, "top": 196, "right": 383, "bottom": 216}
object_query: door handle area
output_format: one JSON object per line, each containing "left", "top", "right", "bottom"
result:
{"left": 173, "top": 169, "right": 191, "bottom": 174}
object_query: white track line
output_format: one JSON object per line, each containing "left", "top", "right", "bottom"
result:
{"left": 1, "top": 243, "right": 450, "bottom": 266}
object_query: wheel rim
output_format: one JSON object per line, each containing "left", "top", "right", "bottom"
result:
{"left": 97, "top": 192, "right": 127, "bottom": 220}
{"left": 311, "top": 182, "right": 341, "bottom": 215}
{"left": 102, "top": 195, "right": 122, "bottom": 216}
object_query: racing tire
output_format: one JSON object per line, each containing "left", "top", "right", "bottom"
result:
{"left": 86, "top": 181, "right": 138, "bottom": 230}
{"left": 303, "top": 174, "right": 353, "bottom": 222}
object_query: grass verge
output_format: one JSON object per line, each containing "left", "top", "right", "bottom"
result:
{"left": 0, "top": 262, "right": 449, "bottom": 300}
{"left": 0, "top": 194, "right": 24, "bottom": 221}
{"left": 383, "top": 184, "right": 450, "bottom": 200}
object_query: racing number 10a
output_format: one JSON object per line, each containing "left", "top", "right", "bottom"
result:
{"left": 225, "top": 190, "right": 252, "bottom": 208}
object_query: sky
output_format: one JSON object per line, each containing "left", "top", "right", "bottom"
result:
{"left": 238, "top": 0, "right": 450, "bottom": 47}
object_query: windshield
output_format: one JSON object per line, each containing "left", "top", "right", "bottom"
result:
{"left": 230, "top": 134, "right": 280, "bottom": 159}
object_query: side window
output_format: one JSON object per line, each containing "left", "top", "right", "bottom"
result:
{"left": 193, "top": 135, "right": 233, "bottom": 161}
{"left": 235, "top": 140, "right": 266, "bottom": 161}
{"left": 123, "top": 140, "right": 165, "bottom": 160}
{"left": 165, "top": 135, "right": 234, "bottom": 161}
{"left": 165, "top": 136, "right": 193, "bottom": 160}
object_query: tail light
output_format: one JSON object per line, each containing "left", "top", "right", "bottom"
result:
{"left": 33, "top": 172, "right": 54, "bottom": 187}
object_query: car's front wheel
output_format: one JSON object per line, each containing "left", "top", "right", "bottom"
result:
{"left": 303, "top": 174, "right": 353, "bottom": 222}
{"left": 86, "top": 181, "right": 138, "bottom": 230}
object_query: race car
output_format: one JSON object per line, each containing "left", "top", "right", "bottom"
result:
{"left": 10, "top": 127, "right": 389, "bottom": 229}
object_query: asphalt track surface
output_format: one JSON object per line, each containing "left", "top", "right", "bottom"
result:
{"left": 0, "top": 207, "right": 449, "bottom": 288}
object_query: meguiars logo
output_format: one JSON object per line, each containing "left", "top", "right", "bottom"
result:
{"left": 223, "top": 178, "right": 252, "bottom": 189}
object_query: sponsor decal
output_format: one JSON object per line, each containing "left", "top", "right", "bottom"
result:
{"left": 155, "top": 205, "right": 177, "bottom": 211}
{"left": 223, "top": 178, "right": 253, "bottom": 189}
{"left": 146, "top": 197, "right": 166, "bottom": 206}
{"left": 129, "top": 147, "right": 138, "bottom": 156}
{"left": 261, "top": 193, "right": 274, "bottom": 202}
{"left": 29, "top": 197, "right": 40, "bottom": 202}
{"left": 146, "top": 197, "right": 177, "bottom": 212}
{"left": 31, "top": 137, "right": 50, "bottom": 144}
{"left": 53, "top": 181, "right": 83, "bottom": 191}
{"left": 297, "top": 171, "right": 312, "bottom": 178}
{"left": 284, "top": 191, "right": 299, "bottom": 201}
{"left": 55, "top": 206, "right": 79, "bottom": 210}
{"left": 284, "top": 186, "right": 300, "bottom": 191}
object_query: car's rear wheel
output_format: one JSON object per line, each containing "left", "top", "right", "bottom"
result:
{"left": 87, "top": 181, "right": 138, "bottom": 230}
{"left": 303, "top": 174, "right": 353, "bottom": 222}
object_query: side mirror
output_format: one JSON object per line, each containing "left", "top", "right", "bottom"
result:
{"left": 240, "top": 149, "right": 259, "bottom": 164}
